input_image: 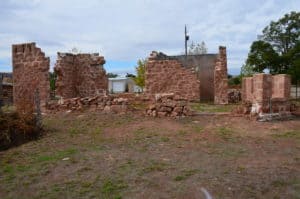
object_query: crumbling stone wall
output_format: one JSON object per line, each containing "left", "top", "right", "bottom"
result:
{"left": 54, "top": 53, "right": 108, "bottom": 98}
{"left": 12, "top": 43, "right": 50, "bottom": 110}
{"left": 145, "top": 46, "right": 228, "bottom": 104}
{"left": 214, "top": 46, "right": 228, "bottom": 104}
{"left": 242, "top": 73, "right": 291, "bottom": 114}
{"left": 145, "top": 52, "right": 200, "bottom": 101}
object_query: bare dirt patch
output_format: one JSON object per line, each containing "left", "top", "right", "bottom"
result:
{"left": 0, "top": 111, "right": 299, "bottom": 199}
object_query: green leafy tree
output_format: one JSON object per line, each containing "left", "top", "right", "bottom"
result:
{"left": 240, "top": 63, "right": 256, "bottom": 77}
{"left": 126, "top": 73, "right": 136, "bottom": 78}
{"left": 107, "top": 73, "right": 118, "bottom": 78}
{"left": 49, "top": 72, "right": 57, "bottom": 91}
{"left": 246, "top": 11, "right": 300, "bottom": 78}
{"left": 188, "top": 41, "right": 207, "bottom": 55}
{"left": 246, "top": 41, "right": 279, "bottom": 73}
{"left": 133, "top": 59, "right": 146, "bottom": 91}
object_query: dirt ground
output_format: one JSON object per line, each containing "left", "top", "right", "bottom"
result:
{"left": 0, "top": 111, "right": 299, "bottom": 199}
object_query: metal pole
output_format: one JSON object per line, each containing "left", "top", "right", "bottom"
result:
{"left": 0, "top": 74, "right": 3, "bottom": 107}
{"left": 184, "top": 25, "right": 189, "bottom": 58}
{"left": 185, "top": 25, "right": 187, "bottom": 57}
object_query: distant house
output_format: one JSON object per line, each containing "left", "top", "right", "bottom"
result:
{"left": 108, "top": 77, "right": 142, "bottom": 93}
{"left": 0, "top": 72, "right": 13, "bottom": 106}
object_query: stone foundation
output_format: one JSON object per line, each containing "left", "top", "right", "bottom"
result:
{"left": 54, "top": 52, "right": 108, "bottom": 98}
{"left": 46, "top": 95, "right": 129, "bottom": 113}
{"left": 145, "top": 93, "right": 192, "bottom": 117}
{"left": 12, "top": 43, "right": 50, "bottom": 110}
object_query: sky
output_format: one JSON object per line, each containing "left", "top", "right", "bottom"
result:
{"left": 0, "top": 0, "right": 299, "bottom": 75}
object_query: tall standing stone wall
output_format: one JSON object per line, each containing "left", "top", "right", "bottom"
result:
{"left": 54, "top": 53, "right": 108, "bottom": 98}
{"left": 145, "top": 52, "right": 200, "bottom": 101}
{"left": 242, "top": 73, "right": 291, "bottom": 114}
{"left": 12, "top": 43, "right": 50, "bottom": 110}
{"left": 214, "top": 46, "right": 228, "bottom": 104}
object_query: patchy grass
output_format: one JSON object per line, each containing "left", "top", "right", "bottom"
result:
{"left": 35, "top": 148, "right": 79, "bottom": 163}
{"left": 101, "top": 178, "right": 128, "bottom": 198}
{"left": 0, "top": 112, "right": 299, "bottom": 199}
{"left": 191, "top": 103, "right": 237, "bottom": 113}
{"left": 141, "top": 160, "right": 169, "bottom": 174}
{"left": 271, "top": 130, "right": 300, "bottom": 139}
{"left": 217, "top": 127, "right": 235, "bottom": 141}
{"left": 174, "top": 169, "right": 199, "bottom": 181}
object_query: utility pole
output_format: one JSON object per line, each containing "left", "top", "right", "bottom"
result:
{"left": 185, "top": 25, "right": 189, "bottom": 57}
{"left": 0, "top": 74, "right": 3, "bottom": 107}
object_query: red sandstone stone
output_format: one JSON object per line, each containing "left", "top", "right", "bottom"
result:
{"left": 54, "top": 52, "right": 108, "bottom": 98}
{"left": 12, "top": 43, "right": 50, "bottom": 111}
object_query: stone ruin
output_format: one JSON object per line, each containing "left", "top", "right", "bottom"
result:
{"left": 11, "top": 42, "right": 294, "bottom": 119}
{"left": 145, "top": 46, "right": 228, "bottom": 104}
{"left": 54, "top": 53, "right": 108, "bottom": 98}
{"left": 12, "top": 43, "right": 50, "bottom": 110}
{"left": 11, "top": 42, "right": 108, "bottom": 111}
{"left": 242, "top": 73, "right": 291, "bottom": 115}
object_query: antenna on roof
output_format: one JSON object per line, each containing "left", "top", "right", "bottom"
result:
{"left": 185, "top": 25, "right": 189, "bottom": 58}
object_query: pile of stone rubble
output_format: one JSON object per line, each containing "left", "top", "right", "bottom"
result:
{"left": 145, "top": 93, "right": 192, "bottom": 117}
{"left": 46, "top": 95, "right": 129, "bottom": 113}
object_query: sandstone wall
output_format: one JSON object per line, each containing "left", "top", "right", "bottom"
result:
{"left": 54, "top": 53, "right": 108, "bottom": 98}
{"left": 12, "top": 43, "right": 50, "bottom": 110}
{"left": 145, "top": 52, "right": 200, "bottom": 101}
{"left": 242, "top": 74, "right": 291, "bottom": 114}
{"left": 214, "top": 46, "right": 228, "bottom": 104}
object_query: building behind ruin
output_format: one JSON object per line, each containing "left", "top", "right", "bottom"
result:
{"left": 0, "top": 73, "right": 13, "bottom": 106}
{"left": 145, "top": 46, "right": 228, "bottom": 104}
{"left": 54, "top": 52, "right": 108, "bottom": 98}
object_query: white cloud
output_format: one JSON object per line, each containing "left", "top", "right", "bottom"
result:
{"left": 0, "top": 0, "right": 299, "bottom": 74}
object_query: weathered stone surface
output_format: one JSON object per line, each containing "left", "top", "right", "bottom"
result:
{"left": 46, "top": 95, "right": 130, "bottom": 114}
{"left": 145, "top": 93, "right": 192, "bottom": 117}
{"left": 54, "top": 52, "right": 108, "bottom": 98}
{"left": 242, "top": 74, "right": 291, "bottom": 115}
{"left": 145, "top": 56, "right": 200, "bottom": 101}
{"left": 145, "top": 46, "right": 228, "bottom": 104}
{"left": 214, "top": 46, "right": 228, "bottom": 104}
{"left": 12, "top": 43, "right": 50, "bottom": 110}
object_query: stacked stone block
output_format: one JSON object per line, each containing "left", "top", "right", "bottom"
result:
{"left": 145, "top": 93, "right": 192, "bottom": 117}
{"left": 12, "top": 43, "right": 50, "bottom": 110}
{"left": 145, "top": 51, "right": 200, "bottom": 101}
{"left": 242, "top": 73, "right": 291, "bottom": 114}
{"left": 54, "top": 53, "right": 108, "bottom": 98}
{"left": 214, "top": 46, "right": 228, "bottom": 104}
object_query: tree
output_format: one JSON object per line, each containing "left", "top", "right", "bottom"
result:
{"left": 188, "top": 41, "right": 207, "bottom": 55}
{"left": 261, "top": 11, "right": 300, "bottom": 55}
{"left": 133, "top": 59, "right": 146, "bottom": 91}
{"left": 107, "top": 73, "right": 118, "bottom": 78}
{"left": 49, "top": 72, "right": 57, "bottom": 91}
{"left": 126, "top": 73, "right": 136, "bottom": 78}
{"left": 240, "top": 63, "right": 256, "bottom": 77}
{"left": 245, "top": 11, "right": 300, "bottom": 79}
{"left": 246, "top": 41, "right": 279, "bottom": 73}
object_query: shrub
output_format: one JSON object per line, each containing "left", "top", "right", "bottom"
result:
{"left": 0, "top": 108, "right": 43, "bottom": 151}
